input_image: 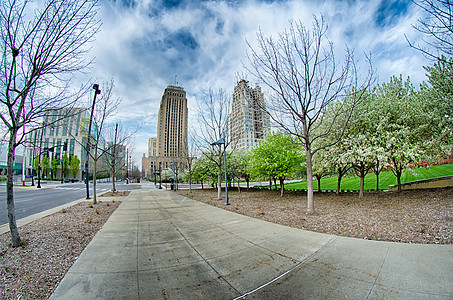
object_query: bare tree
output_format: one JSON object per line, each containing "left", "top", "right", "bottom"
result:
{"left": 182, "top": 132, "right": 197, "bottom": 193}
{"left": 102, "top": 123, "right": 135, "bottom": 193}
{"left": 0, "top": 0, "right": 99, "bottom": 246}
{"left": 195, "top": 88, "right": 232, "bottom": 200}
{"left": 408, "top": 0, "right": 453, "bottom": 60}
{"left": 246, "top": 15, "right": 373, "bottom": 214}
{"left": 89, "top": 79, "right": 121, "bottom": 204}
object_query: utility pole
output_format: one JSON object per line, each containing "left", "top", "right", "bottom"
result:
{"left": 126, "top": 148, "right": 128, "bottom": 184}
{"left": 37, "top": 125, "right": 45, "bottom": 188}
{"left": 31, "top": 131, "right": 37, "bottom": 186}
{"left": 85, "top": 84, "right": 101, "bottom": 199}
{"left": 112, "top": 123, "right": 118, "bottom": 192}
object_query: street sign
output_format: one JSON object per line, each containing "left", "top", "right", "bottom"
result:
{"left": 80, "top": 118, "right": 90, "bottom": 137}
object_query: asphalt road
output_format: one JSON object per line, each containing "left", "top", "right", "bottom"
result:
{"left": 0, "top": 182, "right": 141, "bottom": 226}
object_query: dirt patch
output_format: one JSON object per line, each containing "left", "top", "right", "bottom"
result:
{"left": 100, "top": 190, "right": 131, "bottom": 197}
{"left": 177, "top": 187, "right": 453, "bottom": 244}
{"left": 0, "top": 200, "right": 121, "bottom": 300}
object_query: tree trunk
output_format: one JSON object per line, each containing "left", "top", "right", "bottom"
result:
{"left": 392, "top": 158, "right": 402, "bottom": 192}
{"left": 246, "top": 178, "right": 250, "bottom": 190}
{"left": 359, "top": 172, "right": 365, "bottom": 198}
{"left": 336, "top": 174, "right": 342, "bottom": 195}
{"left": 201, "top": 180, "right": 204, "bottom": 190}
{"left": 93, "top": 163, "right": 97, "bottom": 204}
{"left": 316, "top": 175, "right": 321, "bottom": 192}
{"left": 189, "top": 171, "right": 192, "bottom": 193}
{"left": 92, "top": 146, "right": 99, "bottom": 204}
{"left": 111, "top": 125, "right": 117, "bottom": 193}
{"left": 273, "top": 178, "right": 277, "bottom": 190}
{"left": 397, "top": 172, "right": 402, "bottom": 192}
{"left": 217, "top": 162, "right": 222, "bottom": 200}
{"left": 306, "top": 150, "right": 315, "bottom": 214}
{"left": 375, "top": 172, "right": 379, "bottom": 191}
{"left": 111, "top": 156, "right": 116, "bottom": 192}
{"left": 7, "top": 131, "right": 21, "bottom": 247}
{"left": 374, "top": 160, "right": 380, "bottom": 192}
{"left": 269, "top": 178, "right": 272, "bottom": 190}
{"left": 111, "top": 167, "right": 116, "bottom": 192}
{"left": 279, "top": 177, "right": 284, "bottom": 197}
{"left": 237, "top": 178, "right": 241, "bottom": 193}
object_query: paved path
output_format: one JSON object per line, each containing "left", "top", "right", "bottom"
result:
{"left": 50, "top": 189, "right": 453, "bottom": 299}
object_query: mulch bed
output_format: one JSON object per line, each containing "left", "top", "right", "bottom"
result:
{"left": 0, "top": 200, "right": 121, "bottom": 299}
{"left": 178, "top": 187, "right": 453, "bottom": 244}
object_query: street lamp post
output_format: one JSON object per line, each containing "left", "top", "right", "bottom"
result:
{"left": 60, "top": 143, "right": 64, "bottom": 184}
{"left": 170, "top": 162, "right": 177, "bottom": 191}
{"left": 36, "top": 124, "right": 46, "bottom": 188}
{"left": 85, "top": 84, "right": 101, "bottom": 199}
{"left": 211, "top": 137, "right": 229, "bottom": 205}
{"left": 126, "top": 148, "right": 128, "bottom": 183}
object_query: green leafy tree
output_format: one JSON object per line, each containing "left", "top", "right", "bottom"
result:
{"left": 62, "top": 154, "right": 69, "bottom": 178}
{"left": 34, "top": 157, "right": 39, "bottom": 175}
{"left": 227, "top": 150, "right": 251, "bottom": 193}
{"left": 42, "top": 155, "right": 50, "bottom": 178}
{"left": 192, "top": 155, "right": 216, "bottom": 189}
{"left": 51, "top": 158, "right": 59, "bottom": 179}
{"left": 235, "top": 150, "right": 252, "bottom": 190}
{"left": 70, "top": 155, "right": 80, "bottom": 179}
{"left": 249, "top": 132, "right": 305, "bottom": 197}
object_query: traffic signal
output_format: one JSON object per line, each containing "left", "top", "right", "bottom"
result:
{"left": 63, "top": 141, "right": 68, "bottom": 151}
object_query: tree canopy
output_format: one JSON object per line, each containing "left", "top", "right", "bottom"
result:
{"left": 248, "top": 132, "right": 305, "bottom": 196}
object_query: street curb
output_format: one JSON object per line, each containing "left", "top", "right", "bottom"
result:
{"left": 0, "top": 192, "right": 110, "bottom": 236}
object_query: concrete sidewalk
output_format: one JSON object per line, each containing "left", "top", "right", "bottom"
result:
{"left": 50, "top": 189, "right": 453, "bottom": 299}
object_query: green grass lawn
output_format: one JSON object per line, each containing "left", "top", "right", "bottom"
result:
{"left": 269, "top": 164, "right": 453, "bottom": 191}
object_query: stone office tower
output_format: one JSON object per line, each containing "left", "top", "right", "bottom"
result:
{"left": 155, "top": 85, "right": 188, "bottom": 170}
{"left": 230, "top": 79, "right": 270, "bottom": 149}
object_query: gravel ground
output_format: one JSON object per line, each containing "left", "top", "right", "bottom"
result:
{"left": 1, "top": 188, "right": 451, "bottom": 299}
{"left": 0, "top": 193, "right": 125, "bottom": 300}
{"left": 177, "top": 187, "right": 453, "bottom": 244}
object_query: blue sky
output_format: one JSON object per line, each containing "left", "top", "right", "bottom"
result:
{"left": 80, "top": 0, "right": 432, "bottom": 167}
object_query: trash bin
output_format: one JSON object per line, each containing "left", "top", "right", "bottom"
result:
{"left": 171, "top": 183, "right": 174, "bottom": 190}
{"left": 137, "top": 178, "right": 140, "bottom": 183}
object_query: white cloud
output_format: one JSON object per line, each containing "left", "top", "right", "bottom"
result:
{"left": 75, "top": 0, "right": 433, "bottom": 166}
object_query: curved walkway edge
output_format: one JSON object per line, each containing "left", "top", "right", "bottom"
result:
{"left": 50, "top": 189, "right": 453, "bottom": 299}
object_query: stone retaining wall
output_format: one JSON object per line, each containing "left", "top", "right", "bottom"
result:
{"left": 388, "top": 175, "right": 453, "bottom": 191}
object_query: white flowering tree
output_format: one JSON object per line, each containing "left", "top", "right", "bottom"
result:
{"left": 374, "top": 75, "right": 440, "bottom": 191}
{"left": 311, "top": 149, "right": 331, "bottom": 192}
{"left": 340, "top": 90, "right": 387, "bottom": 197}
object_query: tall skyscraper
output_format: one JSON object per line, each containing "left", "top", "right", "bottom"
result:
{"left": 230, "top": 79, "right": 270, "bottom": 149}
{"left": 157, "top": 85, "right": 188, "bottom": 158}
{"left": 147, "top": 85, "right": 188, "bottom": 173}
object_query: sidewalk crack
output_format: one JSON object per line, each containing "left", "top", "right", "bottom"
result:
{"left": 366, "top": 245, "right": 390, "bottom": 300}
